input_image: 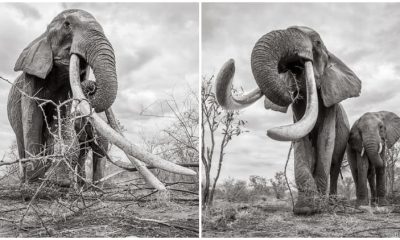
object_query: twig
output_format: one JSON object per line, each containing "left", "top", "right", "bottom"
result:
{"left": 344, "top": 227, "right": 400, "bottom": 237}
{"left": 284, "top": 142, "right": 295, "bottom": 210}
{"left": 31, "top": 206, "right": 52, "bottom": 237}
{"left": 134, "top": 217, "right": 198, "bottom": 233}
{"left": 167, "top": 188, "right": 198, "bottom": 195}
{"left": 0, "top": 217, "right": 17, "bottom": 223}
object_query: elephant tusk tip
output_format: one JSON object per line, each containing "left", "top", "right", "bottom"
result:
{"left": 185, "top": 169, "right": 197, "bottom": 176}
{"left": 267, "top": 128, "right": 292, "bottom": 142}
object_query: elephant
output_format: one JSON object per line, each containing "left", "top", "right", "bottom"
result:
{"left": 348, "top": 111, "right": 400, "bottom": 207}
{"left": 215, "top": 26, "right": 361, "bottom": 215}
{"left": 7, "top": 9, "right": 194, "bottom": 187}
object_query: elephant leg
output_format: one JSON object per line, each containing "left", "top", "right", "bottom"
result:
{"left": 329, "top": 160, "right": 341, "bottom": 196}
{"left": 367, "top": 167, "right": 376, "bottom": 206}
{"left": 347, "top": 147, "right": 359, "bottom": 202}
{"left": 21, "top": 76, "right": 45, "bottom": 182}
{"left": 293, "top": 137, "right": 318, "bottom": 215}
{"left": 91, "top": 136, "right": 108, "bottom": 185}
{"left": 356, "top": 154, "right": 369, "bottom": 207}
{"left": 314, "top": 105, "right": 336, "bottom": 195}
{"left": 15, "top": 138, "right": 26, "bottom": 181}
{"left": 329, "top": 104, "right": 349, "bottom": 196}
{"left": 76, "top": 145, "right": 88, "bottom": 186}
{"left": 376, "top": 166, "right": 388, "bottom": 206}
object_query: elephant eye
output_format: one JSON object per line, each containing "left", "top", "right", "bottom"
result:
{"left": 64, "top": 21, "right": 71, "bottom": 29}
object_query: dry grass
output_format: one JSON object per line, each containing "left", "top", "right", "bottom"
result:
{"left": 202, "top": 197, "right": 400, "bottom": 237}
{"left": 0, "top": 184, "right": 198, "bottom": 237}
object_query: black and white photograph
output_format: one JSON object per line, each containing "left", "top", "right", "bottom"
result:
{"left": 0, "top": 2, "right": 199, "bottom": 237}
{"left": 202, "top": 2, "right": 400, "bottom": 238}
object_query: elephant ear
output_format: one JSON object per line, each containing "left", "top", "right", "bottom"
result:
{"left": 14, "top": 33, "right": 53, "bottom": 79}
{"left": 320, "top": 53, "right": 361, "bottom": 107}
{"left": 382, "top": 111, "right": 400, "bottom": 148}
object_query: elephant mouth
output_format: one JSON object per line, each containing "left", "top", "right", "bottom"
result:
{"left": 266, "top": 60, "right": 318, "bottom": 141}
{"left": 278, "top": 54, "right": 307, "bottom": 76}
{"left": 69, "top": 54, "right": 196, "bottom": 176}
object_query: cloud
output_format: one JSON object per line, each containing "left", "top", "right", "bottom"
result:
{"left": 203, "top": 3, "right": 400, "bottom": 182}
{"left": 7, "top": 3, "right": 41, "bottom": 20}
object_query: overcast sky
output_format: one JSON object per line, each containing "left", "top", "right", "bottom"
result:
{"left": 0, "top": 3, "right": 198, "bottom": 164}
{"left": 203, "top": 3, "right": 400, "bottom": 182}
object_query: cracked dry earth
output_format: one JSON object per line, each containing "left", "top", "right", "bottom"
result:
{"left": 202, "top": 199, "right": 400, "bottom": 238}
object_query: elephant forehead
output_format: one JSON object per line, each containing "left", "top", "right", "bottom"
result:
{"left": 52, "top": 9, "right": 96, "bottom": 23}
{"left": 359, "top": 113, "right": 382, "bottom": 127}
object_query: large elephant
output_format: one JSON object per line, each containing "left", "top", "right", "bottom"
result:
{"left": 7, "top": 9, "right": 194, "bottom": 186}
{"left": 215, "top": 26, "right": 361, "bottom": 215}
{"left": 348, "top": 111, "right": 400, "bottom": 207}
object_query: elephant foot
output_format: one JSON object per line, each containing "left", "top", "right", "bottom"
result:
{"left": 328, "top": 195, "right": 346, "bottom": 205}
{"left": 377, "top": 197, "right": 389, "bottom": 206}
{"left": 358, "top": 205, "right": 374, "bottom": 214}
{"left": 355, "top": 198, "right": 369, "bottom": 208}
{"left": 294, "top": 195, "right": 323, "bottom": 215}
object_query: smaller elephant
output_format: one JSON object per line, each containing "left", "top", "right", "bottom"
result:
{"left": 348, "top": 111, "right": 400, "bottom": 207}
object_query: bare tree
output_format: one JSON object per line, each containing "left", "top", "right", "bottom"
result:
{"left": 270, "top": 171, "right": 288, "bottom": 200}
{"left": 134, "top": 87, "right": 199, "bottom": 189}
{"left": 201, "top": 76, "right": 247, "bottom": 209}
{"left": 386, "top": 142, "right": 400, "bottom": 196}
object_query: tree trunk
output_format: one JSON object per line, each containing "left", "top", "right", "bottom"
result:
{"left": 208, "top": 135, "right": 227, "bottom": 206}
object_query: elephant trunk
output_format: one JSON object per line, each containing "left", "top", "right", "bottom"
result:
{"left": 250, "top": 29, "right": 313, "bottom": 107}
{"left": 250, "top": 29, "right": 319, "bottom": 141}
{"left": 72, "top": 30, "right": 118, "bottom": 113}
{"left": 364, "top": 140, "right": 384, "bottom": 168}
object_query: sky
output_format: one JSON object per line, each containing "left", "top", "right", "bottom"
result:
{"left": 202, "top": 3, "right": 400, "bottom": 182}
{"left": 0, "top": 3, "right": 198, "bottom": 167}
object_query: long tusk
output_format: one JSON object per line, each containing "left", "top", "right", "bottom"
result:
{"left": 69, "top": 54, "right": 196, "bottom": 176}
{"left": 267, "top": 61, "right": 318, "bottom": 141}
{"left": 361, "top": 146, "right": 365, "bottom": 157}
{"left": 104, "top": 108, "right": 166, "bottom": 190}
{"left": 378, "top": 142, "right": 383, "bottom": 154}
{"left": 215, "top": 59, "right": 262, "bottom": 110}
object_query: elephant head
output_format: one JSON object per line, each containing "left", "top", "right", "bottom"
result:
{"left": 349, "top": 111, "right": 400, "bottom": 168}
{"left": 14, "top": 9, "right": 117, "bottom": 112}
{"left": 216, "top": 26, "right": 361, "bottom": 141}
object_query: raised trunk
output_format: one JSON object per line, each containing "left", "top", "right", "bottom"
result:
{"left": 250, "top": 29, "right": 313, "bottom": 107}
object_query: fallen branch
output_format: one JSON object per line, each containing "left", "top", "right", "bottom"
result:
{"left": 134, "top": 217, "right": 198, "bottom": 233}
{"left": 344, "top": 226, "right": 400, "bottom": 237}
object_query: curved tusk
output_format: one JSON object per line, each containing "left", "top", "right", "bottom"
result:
{"left": 378, "top": 142, "right": 383, "bottom": 154}
{"left": 104, "top": 108, "right": 166, "bottom": 190}
{"left": 215, "top": 59, "right": 263, "bottom": 110}
{"left": 361, "top": 146, "right": 365, "bottom": 157}
{"left": 69, "top": 54, "right": 196, "bottom": 176}
{"left": 267, "top": 61, "right": 318, "bottom": 141}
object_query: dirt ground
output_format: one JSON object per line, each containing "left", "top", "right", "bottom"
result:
{"left": 0, "top": 185, "right": 198, "bottom": 237}
{"left": 202, "top": 198, "right": 400, "bottom": 238}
